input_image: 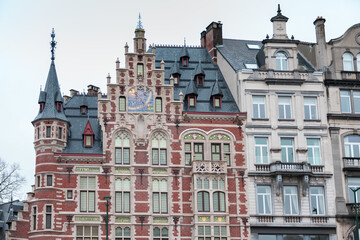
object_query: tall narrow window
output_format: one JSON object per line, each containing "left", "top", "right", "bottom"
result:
{"left": 184, "top": 143, "right": 192, "bottom": 165}
{"left": 155, "top": 98, "right": 162, "bottom": 112}
{"left": 278, "top": 96, "right": 292, "bottom": 119}
{"left": 37, "top": 127, "right": 40, "bottom": 139}
{"left": 37, "top": 175, "right": 41, "bottom": 188}
{"left": 198, "top": 226, "right": 211, "bottom": 240}
{"left": 152, "top": 133, "right": 167, "bottom": 165}
{"left": 47, "top": 175, "right": 53, "bottom": 186}
{"left": 307, "top": 139, "right": 321, "bottom": 165}
{"left": 281, "top": 138, "right": 294, "bottom": 163}
{"left": 257, "top": 186, "right": 272, "bottom": 214}
{"left": 253, "top": 96, "right": 266, "bottom": 118}
{"left": 32, "top": 206, "right": 37, "bottom": 230}
{"left": 80, "top": 176, "right": 96, "bottom": 212}
{"left": 116, "top": 227, "right": 131, "bottom": 240}
{"left": 137, "top": 63, "right": 144, "bottom": 77}
{"left": 213, "top": 191, "right": 226, "bottom": 212}
{"left": 224, "top": 143, "right": 231, "bottom": 166}
{"left": 172, "top": 74, "right": 180, "bottom": 85}
{"left": 213, "top": 96, "right": 222, "bottom": 108}
{"left": 153, "top": 179, "right": 168, "bottom": 213}
{"left": 276, "top": 52, "right": 288, "bottom": 70}
{"left": 255, "top": 137, "right": 269, "bottom": 164}
{"left": 357, "top": 54, "right": 360, "bottom": 71}
{"left": 85, "top": 135, "right": 93, "bottom": 147}
{"left": 80, "top": 105, "right": 87, "bottom": 115}
{"left": 196, "top": 75, "right": 204, "bottom": 86}
{"left": 348, "top": 178, "right": 360, "bottom": 203}
{"left": 304, "top": 97, "right": 317, "bottom": 120}
{"left": 284, "top": 186, "right": 299, "bottom": 215}
{"left": 181, "top": 57, "right": 189, "bottom": 67}
{"left": 197, "top": 191, "right": 210, "bottom": 212}
{"left": 194, "top": 143, "right": 204, "bottom": 160}
{"left": 58, "top": 127, "right": 62, "bottom": 139}
{"left": 213, "top": 226, "right": 227, "bottom": 240}
{"left": 343, "top": 53, "right": 354, "bottom": 71}
{"left": 56, "top": 102, "right": 62, "bottom": 112}
{"left": 115, "top": 178, "right": 130, "bottom": 213}
{"left": 188, "top": 95, "right": 196, "bottom": 107}
{"left": 119, "top": 97, "right": 126, "bottom": 111}
{"left": 115, "top": 132, "right": 130, "bottom": 165}
{"left": 45, "top": 205, "right": 52, "bottom": 229}
{"left": 76, "top": 226, "right": 99, "bottom": 240}
{"left": 211, "top": 143, "right": 221, "bottom": 161}
{"left": 340, "top": 90, "right": 351, "bottom": 113}
{"left": 310, "top": 187, "right": 325, "bottom": 215}
{"left": 153, "top": 227, "right": 169, "bottom": 240}
{"left": 46, "top": 126, "right": 51, "bottom": 138}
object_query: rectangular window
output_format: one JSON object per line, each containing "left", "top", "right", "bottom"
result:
{"left": 194, "top": 143, "right": 204, "bottom": 160}
{"left": 255, "top": 137, "right": 269, "bottom": 164}
{"left": 115, "top": 147, "right": 130, "bottom": 164}
{"left": 119, "top": 97, "right": 126, "bottom": 111}
{"left": 348, "top": 178, "right": 360, "bottom": 203}
{"left": 307, "top": 139, "right": 321, "bottom": 165}
{"left": 46, "top": 126, "right": 51, "bottom": 138}
{"left": 37, "top": 175, "right": 41, "bottom": 187}
{"left": 33, "top": 207, "right": 37, "bottom": 230}
{"left": 214, "top": 97, "right": 221, "bottom": 108}
{"left": 153, "top": 180, "right": 168, "bottom": 214}
{"left": 80, "top": 176, "right": 96, "bottom": 212}
{"left": 116, "top": 227, "right": 131, "bottom": 240}
{"left": 211, "top": 143, "right": 221, "bottom": 161}
{"left": 198, "top": 226, "right": 211, "bottom": 240}
{"left": 115, "top": 179, "right": 130, "bottom": 213}
{"left": 341, "top": 90, "right": 351, "bottom": 113}
{"left": 213, "top": 226, "right": 227, "bottom": 239}
{"left": 137, "top": 64, "right": 144, "bottom": 77}
{"left": 155, "top": 98, "right": 162, "bottom": 112}
{"left": 224, "top": 143, "right": 231, "bottom": 166}
{"left": 152, "top": 149, "right": 167, "bottom": 165}
{"left": 197, "top": 191, "right": 210, "bottom": 212}
{"left": 47, "top": 175, "right": 53, "bottom": 186}
{"left": 189, "top": 96, "right": 196, "bottom": 107}
{"left": 281, "top": 138, "right": 294, "bottom": 163}
{"left": 257, "top": 186, "right": 272, "bottom": 214}
{"left": 85, "top": 135, "right": 92, "bottom": 147}
{"left": 310, "top": 187, "right": 325, "bottom": 215}
{"left": 67, "top": 190, "right": 73, "bottom": 199}
{"left": 58, "top": 127, "right": 62, "bottom": 139}
{"left": 76, "top": 226, "right": 99, "bottom": 240}
{"left": 284, "top": 186, "right": 299, "bottom": 215}
{"left": 185, "top": 143, "right": 192, "bottom": 165}
{"left": 278, "top": 96, "right": 292, "bottom": 119}
{"left": 304, "top": 97, "right": 317, "bottom": 120}
{"left": 253, "top": 96, "right": 266, "bottom": 118}
{"left": 213, "top": 191, "right": 226, "bottom": 212}
{"left": 45, "top": 205, "right": 52, "bottom": 229}
{"left": 37, "top": 127, "right": 40, "bottom": 139}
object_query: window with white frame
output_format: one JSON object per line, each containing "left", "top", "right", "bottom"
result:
{"left": 152, "top": 133, "right": 167, "bottom": 165}
{"left": 310, "top": 187, "right": 325, "bottom": 215}
{"left": 80, "top": 176, "right": 96, "bottom": 212}
{"left": 197, "top": 177, "right": 225, "bottom": 212}
{"left": 307, "top": 139, "right": 322, "bottom": 165}
{"left": 255, "top": 137, "right": 269, "bottom": 164}
{"left": 115, "top": 178, "right": 130, "bottom": 213}
{"left": 340, "top": 90, "right": 360, "bottom": 114}
{"left": 278, "top": 96, "right": 292, "bottom": 119}
{"left": 76, "top": 226, "right": 99, "bottom": 240}
{"left": 281, "top": 138, "right": 294, "bottom": 163}
{"left": 45, "top": 205, "right": 52, "bottom": 229}
{"left": 357, "top": 54, "right": 360, "bottom": 71}
{"left": 344, "top": 135, "right": 360, "bottom": 158}
{"left": 304, "top": 97, "right": 317, "bottom": 120}
{"left": 253, "top": 96, "right": 266, "bottom": 118}
{"left": 119, "top": 97, "right": 126, "bottom": 111}
{"left": 155, "top": 98, "right": 162, "bottom": 112}
{"left": 343, "top": 52, "right": 354, "bottom": 71}
{"left": 184, "top": 139, "right": 205, "bottom": 165}
{"left": 32, "top": 206, "right": 37, "bottom": 230}
{"left": 184, "top": 142, "right": 192, "bottom": 165}
{"left": 153, "top": 227, "right": 169, "bottom": 240}
{"left": 197, "top": 191, "right": 210, "bottom": 212}
{"left": 348, "top": 178, "right": 360, "bottom": 203}
{"left": 257, "top": 186, "right": 272, "bottom": 214}
{"left": 153, "top": 179, "right": 168, "bottom": 213}
{"left": 198, "top": 226, "right": 227, "bottom": 240}
{"left": 115, "top": 226, "right": 131, "bottom": 240}
{"left": 283, "top": 186, "right": 299, "bottom": 215}
{"left": 115, "top": 132, "right": 130, "bottom": 164}
{"left": 276, "top": 52, "right": 288, "bottom": 70}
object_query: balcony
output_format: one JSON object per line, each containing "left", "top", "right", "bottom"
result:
{"left": 341, "top": 71, "right": 360, "bottom": 80}
{"left": 269, "top": 161, "right": 312, "bottom": 176}
{"left": 250, "top": 70, "right": 322, "bottom": 86}
{"left": 192, "top": 160, "right": 227, "bottom": 174}
{"left": 251, "top": 215, "right": 330, "bottom": 225}
{"left": 343, "top": 157, "right": 360, "bottom": 171}
{"left": 346, "top": 203, "right": 360, "bottom": 215}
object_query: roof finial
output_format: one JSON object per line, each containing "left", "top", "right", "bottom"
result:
{"left": 277, "top": 4, "right": 281, "bottom": 14}
{"left": 50, "top": 28, "right": 57, "bottom": 61}
{"left": 137, "top": 13, "right": 143, "bottom": 29}
{"left": 184, "top": 37, "right": 186, "bottom": 47}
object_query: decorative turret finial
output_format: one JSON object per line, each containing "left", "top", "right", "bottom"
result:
{"left": 277, "top": 4, "right": 281, "bottom": 14}
{"left": 50, "top": 28, "right": 57, "bottom": 61}
{"left": 184, "top": 37, "right": 186, "bottom": 46}
{"left": 137, "top": 13, "right": 143, "bottom": 29}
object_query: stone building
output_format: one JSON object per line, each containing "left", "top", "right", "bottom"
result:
{"left": 6, "top": 20, "right": 248, "bottom": 239}
{"left": 201, "top": 6, "right": 337, "bottom": 240}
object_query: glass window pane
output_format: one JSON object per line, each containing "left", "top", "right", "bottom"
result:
{"left": 152, "top": 149, "right": 159, "bottom": 165}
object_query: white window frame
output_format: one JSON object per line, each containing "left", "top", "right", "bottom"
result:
{"left": 344, "top": 135, "right": 360, "bottom": 158}
{"left": 283, "top": 186, "right": 299, "bottom": 215}
{"left": 278, "top": 96, "right": 292, "bottom": 119}
{"left": 115, "top": 178, "right": 131, "bottom": 213}
{"left": 79, "top": 176, "right": 96, "bottom": 212}
{"left": 310, "top": 187, "right": 325, "bottom": 215}
{"left": 304, "top": 97, "right": 318, "bottom": 120}
{"left": 255, "top": 137, "right": 269, "bottom": 164}
{"left": 343, "top": 52, "right": 354, "bottom": 71}
{"left": 341, "top": 90, "right": 360, "bottom": 114}
{"left": 348, "top": 178, "right": 360, "bottom": 203}
{"left": 152, "top": 179, "right": 168, "bottom": 214}
{"left": 257, "top": 185, "right": 272, "bottom": 215}
{"left": 281, "top": 138, "right": 294, "bottom": 163}
{"left": 276, "top": 52, "right": 288, "bottom": 71}
{"left": 115, "top": 226, "right": 131, "bottom": 240}
{"left": 76, "top": 226, "right": 99, "bottom": 240}
{"left": 307, "top": 138, "right": 322, "bottom": 165}
{"left": 253, "top": 96, "right": 266, "bottom": 119}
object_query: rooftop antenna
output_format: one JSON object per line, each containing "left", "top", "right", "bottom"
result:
{"left": 50, "top": 28, "right": 57, "bottom": 61}
{"left": 137, "top": 13, "right": 143, "bottom": 29}
{"left": 277, "top": 4, "right": 281, "bottom": 14}
{"left": 184, "top": 37, "right": 186, "bottom": 47}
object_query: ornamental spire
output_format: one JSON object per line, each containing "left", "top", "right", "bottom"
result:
{"left": 50, "top": 28, "right": 57, "bottom": 61}
{"left": 137, "top": 13, "right": 143, "bottom": 29}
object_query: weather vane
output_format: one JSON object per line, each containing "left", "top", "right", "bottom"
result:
{"left": 137, "top": 13, "right": 143, "bottom": 29}
{"left": 50, "top": 28, "right": 57, "bottom": 61}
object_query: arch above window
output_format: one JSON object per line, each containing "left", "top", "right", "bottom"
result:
{"left": 343, "top": 52, "right": 354, "bottom": 71}
{"left": 275, "top": 51, "right": 288, "bottom": 70}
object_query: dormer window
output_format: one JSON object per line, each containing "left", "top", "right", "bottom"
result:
{"left": 213, "top": 96, "right": 222, "bottom": 108}
{"left": 276, "top": 52, "right": 288, "bottom": 70}
{"left": 137, "top": 63, "right": 144, "bottom": 77}
{"left": 172, "top": 74, "right": 180, "bottom": 85}
{"left": 188, "top": 95, "right": 197, "bottom": 107}
{"left": 40, "top": 103, "right": 45, "bottom": 112}
{"left": 343, "top": 52, "right": 354, "bottom": 71}
{"left": 84, "top": 135, "right": 93, "bottom": 147}
{"left": 196, "top": 75, "right": 205, "bottom": 86}
{"left": 80, "top": 106, "right": 87, "bottom": 115}
{"left": 56, "top": 102, "right": 62, "bottom": 112}
{"left": 181, "top": 57, "right": 189, "bottom": 67}
{"left": 83, "top": 121, "right": 94, "bottom": 148}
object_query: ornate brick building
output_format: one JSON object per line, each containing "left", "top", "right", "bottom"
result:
{"left": 7, "top": 21, "right": 247, "bottom": 239}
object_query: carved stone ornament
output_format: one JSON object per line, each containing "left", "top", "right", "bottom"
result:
{"left": 276, "top": 175, "right": 283, "bottom": 196}
{"left": 355, "top": 32, "right": 360, "bottom": 45}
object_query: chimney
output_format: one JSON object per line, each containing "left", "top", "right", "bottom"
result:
{"left": 314, "top": 17, "right": 328, "bottom": 70}
{"left": 201, "top": 21, "right": 223, "bottom": 64}
{"left": 70, "top": 89, "right": 79, "bottom": 97}
{"left": 87, "top": 85, "right": 99, "bottom": 96}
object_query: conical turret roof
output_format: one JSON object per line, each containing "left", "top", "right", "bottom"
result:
{"left": 185, "top": 78, "right": 198, "bottom": 96}
{"left": 211, "top": 74, "right": 223, "bottom": 97}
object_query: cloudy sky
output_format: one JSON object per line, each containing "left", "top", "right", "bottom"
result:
{"left": 0, "top": 0, "right": 359, "bottom": 200}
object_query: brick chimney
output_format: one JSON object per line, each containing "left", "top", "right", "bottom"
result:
{"left": 201, "top": 21, "right": 223, "bottom": 64}
{"left": 87, "top": 85, "right": 99, "bottom": 96}
{"left": 314, "top": 17, "right": 328, "bottom": 70}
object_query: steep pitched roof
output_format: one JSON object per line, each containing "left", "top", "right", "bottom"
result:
{"left": 179, "top": 44, "right": 190, "bottom": 59}
{"left": 185, "top": 78, "right": 198, "bottom": 96}
{"left": 211, "top": 75, "right": 223, "bottom": 97}
{"left": 152, "top": 46, "right": 239, "bottom": 113}
{"left": 194, "top": 61, "right": 205, "bottom": 76}
{"left": 169, "top": 59, "right": 180, "bottom": 75}
{"left": 33, "top": 61, "right": 68, "bottom": 123}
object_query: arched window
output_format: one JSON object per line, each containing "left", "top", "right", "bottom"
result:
{"left": 115, "top": 227, "right": 131, "bottom": 240}
{"left": 344, "top": 135, "right": 360, "bottom": 158}
{"left": 115, "top": 178, "right": 130, "bottom": 213}
{"left": 153, "top": 179, "right": 168, "bottom": 213}
{"left": 343, "top": 53, "right": 354, "bottom": 71}
{"left": 213, "top": 191, "right": 226, "bottom": 212}
{"left": 115, "top": 132, "right": 130, "bottom": 164}
{"left": 357, "top": 53, "right": 360, "bottom": 71}
{"left": 153, "top": 227, "right": 168, "bottom": 240}
{"left": 152, "top": 133, "right": 167, "bottom": 165}
{"left": 197, "top": 191, "right": 210, "bottom": 212}
{"left": 276, "top": 52, "right": 288, "bottom": 70}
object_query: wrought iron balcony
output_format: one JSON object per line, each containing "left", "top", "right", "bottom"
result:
{"left": 343, "top": 157, "right": 360, "bottom": 170}
{"left": 269, "top": 161, "right": 312, "bottom": 175}
{"left": 192, "top": 160, "right": 227, "bottom": 174}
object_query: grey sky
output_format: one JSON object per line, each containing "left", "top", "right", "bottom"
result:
{"left": 0, "top": 0, "right": 359, "bottom": 200}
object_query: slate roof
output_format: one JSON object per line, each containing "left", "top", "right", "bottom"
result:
{"left": 61, "top": 95, "right": 103, "bottom": 154}
{"left": 33, "top": 61, "right": 68, "bottom": 123}
{"left": 217, "top": 39, "right": 315, "bottom": 72}
{"left": 153, "top": 46, "right": 240, "bottom": 113}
